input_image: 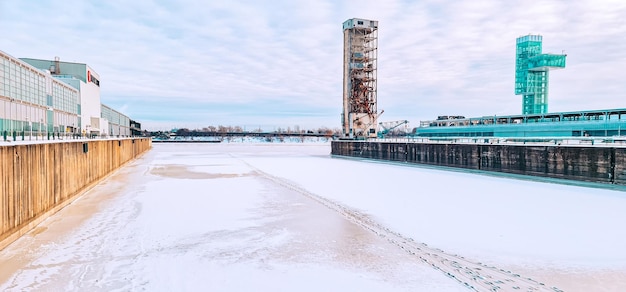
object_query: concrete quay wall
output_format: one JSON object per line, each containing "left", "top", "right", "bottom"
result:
{"left": 331, "top": 141, "right": 626, "bottom": 185}
{"left": 0, "top": 138, "right": 151, "bottom": 250}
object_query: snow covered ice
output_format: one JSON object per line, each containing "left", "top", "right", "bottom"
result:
{"left": 1, "top": 142, "right": 625, "bottom": 291}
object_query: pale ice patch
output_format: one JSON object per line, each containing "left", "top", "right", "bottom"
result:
{"left": 242, "top": 148, "right": 626, "bottom": 270}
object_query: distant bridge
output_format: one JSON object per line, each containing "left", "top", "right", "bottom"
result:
{"left": 154, "top": 131, "right": 337, "bottom": 140}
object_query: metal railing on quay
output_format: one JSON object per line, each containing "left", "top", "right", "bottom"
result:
{"left": 1, "top": 131, "right": 138, "bottom": 144}
{"left": 365, "top": 136, "right": 626, "bottom": 147}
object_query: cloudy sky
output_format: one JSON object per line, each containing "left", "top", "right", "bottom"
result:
{"left": 1, "top": 0, "right": 625, "bottom": 130}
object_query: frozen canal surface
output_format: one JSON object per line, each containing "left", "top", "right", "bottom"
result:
{"left": 1, "top": 143, "right": 625, "bottom": 291}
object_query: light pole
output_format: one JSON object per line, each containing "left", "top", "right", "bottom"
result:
{"left": 9, "top": 98, "right": 13, "bottom": 141}
{"left": 47, "top": 107, "right": 53, "bottom": 140}
{"left": 26, "top": 117, "right": 30, "bottom": 140}
{"left": 2, "top": 99, "right": 6, "bottom": 139}
{"left": 42, "top": 117, "right": 47, "bottom": 140}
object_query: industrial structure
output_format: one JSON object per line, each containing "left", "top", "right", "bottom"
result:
{"left": 0, "top": 49, "right": 137, "bottom": 140}
{"left": 515, "top": 35, "right": 566, "bottom": 115}
{"left": 342, "top": 18, "right": 379, "bottom": 139}
{"left": 411, "top": 34, "right": 626, "bottom": 139}
{"left": 413, "top": 109, "right": 626, "bottom": 138}
{"left": 378, "top": 120, "right": 409, "bottom": 138}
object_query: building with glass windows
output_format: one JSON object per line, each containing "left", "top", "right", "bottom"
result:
{"left": 514, "top": 35, "right": 566, "bottom": 115}
{"left": 101, "top": 104, "right": 130, "bottom": 136}
{"left": 409, "top": 35, "right": 620, "bottom": 139}
{"left": 0, "top": 51, "right": 80, "bottom": 139}
{"left": 0, "top": 49, "right": 135, "bottom": 140}
{"left": 413, "top": 109, "right": 626, "bottom": 138}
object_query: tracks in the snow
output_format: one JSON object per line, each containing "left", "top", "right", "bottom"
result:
{"left": 246, "top": 162, "right": 561, "bottom": 292}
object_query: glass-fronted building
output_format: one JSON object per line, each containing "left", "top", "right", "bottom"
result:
{"left": 0, "top": 50, "right": 80, "bottom": 138}
{"left": 514, "top": 35, "right": 566, "bottom": 115}
{"left": 101, "top": 104, "right": 130, "bottom": 136}
{"left": 1, "top": 49, "right": 135, "bottom": 140}
{"left": 413, "top": 109, "right": 626, "bottom": 138}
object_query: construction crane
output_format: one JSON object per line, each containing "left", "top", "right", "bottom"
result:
{"left": 377, "top": 120, "right": 409, "bottom": 138}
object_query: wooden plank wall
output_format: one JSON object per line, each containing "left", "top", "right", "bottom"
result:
{"left": 0, "top": 138, "right": 151, "bottom": 248}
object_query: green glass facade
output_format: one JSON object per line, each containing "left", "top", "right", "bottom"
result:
{"left": 515, "top": 35, "right": 566, "bottom": 115}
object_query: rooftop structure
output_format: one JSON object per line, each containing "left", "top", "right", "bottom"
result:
{"left": 342, "top": 18, "right": 379, "bottom": 138}
{"left": 413, "top": 109, "right": 626, "bottom": 138}
{"left": 515, "top": 35, "right": 566, "bottom": 115}
{"left": 20, "top": 57, "right": 104, "bottom": 135}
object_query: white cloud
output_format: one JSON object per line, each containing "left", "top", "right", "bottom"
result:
{"left": 1, "top": 0, "right": 625, "bottom": 130}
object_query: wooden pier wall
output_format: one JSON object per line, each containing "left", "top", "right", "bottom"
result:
{"left": 331, "top": 141, "right": 626, "bottom": 185}
{"left": 0, "top": 138, "right": 151, "bottom": 250}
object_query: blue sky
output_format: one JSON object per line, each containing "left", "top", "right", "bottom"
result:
{"left": 1, "top": 0, "right": 625, "bottom": 131}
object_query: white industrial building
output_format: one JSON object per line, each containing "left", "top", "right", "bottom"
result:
{"left": 0, "top": 49, "right": 135, "bottom": 140}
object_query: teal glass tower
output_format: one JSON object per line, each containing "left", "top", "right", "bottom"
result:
{"left": 515, "top": 35, "right": 566, "bottom": 115}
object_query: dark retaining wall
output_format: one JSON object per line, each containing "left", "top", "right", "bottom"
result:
{"left": 331, "top": 141, "right": 626, "bottom": 185}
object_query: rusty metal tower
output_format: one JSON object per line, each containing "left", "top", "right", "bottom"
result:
{"left": 342, "top": 18, "right": 379, "bottom": 139}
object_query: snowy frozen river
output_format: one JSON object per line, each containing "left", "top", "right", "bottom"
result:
{"left": 1, "top": 142, "right": 625, "bottom": 291}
